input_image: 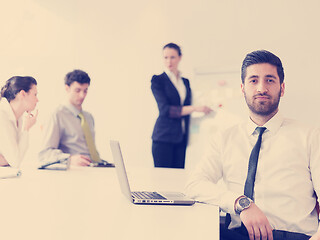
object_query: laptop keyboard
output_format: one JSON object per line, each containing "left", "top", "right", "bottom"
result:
{"left": 132, "top": 191, "right": 166, "bottom": 200}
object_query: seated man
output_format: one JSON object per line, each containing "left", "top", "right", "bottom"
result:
{"left": 185, "top": 50, "right": 320, "bottom": 240}
{"left": 39, "top": 69, "right": 111, "bottom": 168}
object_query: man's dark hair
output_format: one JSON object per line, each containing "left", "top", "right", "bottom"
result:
{"left": 241, "top": 50, "right": 284, "bottom": 84}
{"left": 163, "top": 43, "right": 182, "bottom": 56}
{"left": 64, "top": 69, "right": 91, "bottom": 86}
{"left": 1, "top": 76, "right": 37, "bottom": 102}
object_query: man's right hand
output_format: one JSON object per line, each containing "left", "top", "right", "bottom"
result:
{"left": 240, "top": 202, "right": 273, "bottom": 240}
{"left": 69, "top": 154, "right": 92, "bottom": 166}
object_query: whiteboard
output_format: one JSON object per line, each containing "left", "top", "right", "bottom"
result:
{"left": 186, "top": 67, "right": 248, "bottom": 169}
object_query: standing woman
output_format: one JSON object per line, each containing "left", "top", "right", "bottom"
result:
{"left": 151, "top": 43, "right": 212, "bottom": 168}
{"left": 0, "top": 76, "right": 39, "bottom": 168}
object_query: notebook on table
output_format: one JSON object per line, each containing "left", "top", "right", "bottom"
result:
{"left": 109, "top": 140, "right": 195, "bottom": 205}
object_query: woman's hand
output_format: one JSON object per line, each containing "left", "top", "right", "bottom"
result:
{"left": 181, "top": 105, "right": 213, "bottom": 116}
{"left": 194, "top": 105, "right": 213, "bottom": 115}
{"left": 24, "top": 110, "right": 38, "bottom": 131}
{"left": 0, "top": 154, "right": 9, "bottom": 166}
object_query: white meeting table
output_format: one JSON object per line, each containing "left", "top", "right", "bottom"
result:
{"left": 0, "top": 166, "right": 219, "bottom": 240}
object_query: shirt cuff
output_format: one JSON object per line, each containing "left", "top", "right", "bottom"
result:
{"left": 220, "top": 190, "right": 242, "bottom": 215}
{"left": 59, "top": 153, "right": 71, "bottom": 162}
{"left": 169, "top": 106, "right": 182, "bottom": 118}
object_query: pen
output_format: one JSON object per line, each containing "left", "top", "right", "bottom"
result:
{"left": 38, "top": 158, "right": 69, "bottom": 169}
{"left": 0, "top": 170, "right": 21, "bottom": 179}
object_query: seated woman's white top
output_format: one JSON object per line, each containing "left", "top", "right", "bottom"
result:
{"left": 0, "top": 99, "right": 28, "bottom": 168}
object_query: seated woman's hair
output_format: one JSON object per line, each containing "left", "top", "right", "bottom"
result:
{"left": 1, "top": 76, "right": 37, "bottom": 102}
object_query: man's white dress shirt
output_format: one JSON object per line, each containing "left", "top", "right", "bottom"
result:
{"left": 0, "top": 99, "right": 28, "bottom": 168}
{"left": 185, "top": 112, "right": 320, "bottom": 236}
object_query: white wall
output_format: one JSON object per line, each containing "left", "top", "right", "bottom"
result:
{"left": 1, "top": 0, "right": 320, "bottom": 168}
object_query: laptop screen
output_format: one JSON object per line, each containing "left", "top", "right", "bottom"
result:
{"left": 110, "top": 140, "right": 134, "bottom": 202}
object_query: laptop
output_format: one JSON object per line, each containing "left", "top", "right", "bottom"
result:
{"left": 110, "top": 140, "right": 195, "bottom": 205}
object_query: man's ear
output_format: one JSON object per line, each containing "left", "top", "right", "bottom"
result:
{"left": 280, "top": 83, "right": 285, "bottom": 97}
{"left": 241, "top": 83, "right": 245, "bottom": 94}
{"left": 65, "top": 84, "right": 70, "bottom": 92}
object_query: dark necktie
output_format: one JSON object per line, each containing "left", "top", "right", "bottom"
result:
{"left": 244, "top": 127, "right": 266, "bottom": 200}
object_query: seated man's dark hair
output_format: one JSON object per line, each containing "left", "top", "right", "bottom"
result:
{"left": 241, "top": 50, "right": 284, "bottom": 84}
{"left": 65, "top": 69, "right": 91, "bottom": 86}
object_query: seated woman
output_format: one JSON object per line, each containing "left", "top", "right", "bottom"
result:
{"left": 0, "top": 76, "right": 39, "bottom": 168}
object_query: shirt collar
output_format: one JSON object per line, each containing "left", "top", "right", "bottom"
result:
{"left": 64, "top": 102, "right": 81, "bottom": 117}
{"left": 246, "top": 111, "right": 284, "bottom": 136}
{"left": 0, "top": 98, "right": 17, "bottom": 123}
{"left": 165, "top": 68, "right": 182, "bottom": 81}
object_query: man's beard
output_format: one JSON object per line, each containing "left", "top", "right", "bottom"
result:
{"left": 244, "top": 91, "right": 281, "bottom": 116}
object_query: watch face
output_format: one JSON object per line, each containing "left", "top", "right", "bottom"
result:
{"left": 239, "top": 197, "right": 251, "bottom": 208}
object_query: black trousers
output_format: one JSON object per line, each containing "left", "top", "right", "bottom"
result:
{"left": 220, "top": 224, "right": 311, "bottom": 240}
{"left": 152, "top": 137, "right": 187, "bottom": 168}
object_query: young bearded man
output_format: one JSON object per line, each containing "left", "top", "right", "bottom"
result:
{"left": 185, "top": 50, "right": 320, "bottom": 240}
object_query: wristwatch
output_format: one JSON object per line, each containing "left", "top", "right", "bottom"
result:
{"left": 235, "top": 196, "right": 253, "bottom": 214}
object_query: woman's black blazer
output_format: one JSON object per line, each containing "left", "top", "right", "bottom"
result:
{"left": 151, "top": 72, "right": 192, "bottom": 144}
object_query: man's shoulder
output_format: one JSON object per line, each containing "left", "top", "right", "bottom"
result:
{"left": 220, "top": 122, "right": 244, "bottom": 136}
{"left": 81, "top": 109, "right": 93, "bottom": 117}
{"left": 45, "top": 105, "right": 76, "bottom": 123}
{"left": 281, "top": 117, "right": 312, "bottom": 128}
{"left": 50, "top": 105, "right": 93, "bottom": 118}
{"left": 51, "top": 104, "right": 72, "bottom": 116}
{"left": 281, "top": 117, "right": 319, "bottom": 134}
{"left": 207, "top": 122, "right": 243, "bottom": 144}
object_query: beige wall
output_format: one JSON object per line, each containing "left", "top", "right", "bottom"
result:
{"left": 1, "top": 0, "right": 320, "bottom": 167}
